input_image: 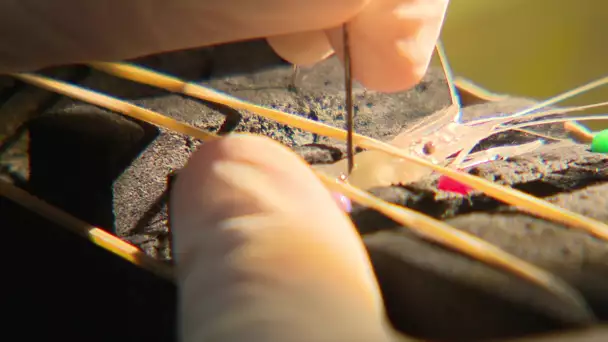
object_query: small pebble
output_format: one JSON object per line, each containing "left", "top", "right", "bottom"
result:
{"left": 591, "top": 129, "right": 608, "bottom": 153}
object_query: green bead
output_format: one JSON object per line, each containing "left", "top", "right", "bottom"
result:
{"left": 591, "top": 129, "right": 608, "bottom": 153}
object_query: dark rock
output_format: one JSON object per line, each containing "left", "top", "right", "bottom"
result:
{"left": 2, "top": 40, "right": 608, "bottom": 341}
{"left": 0, "top": 196, "right": 176, "bottom": 342}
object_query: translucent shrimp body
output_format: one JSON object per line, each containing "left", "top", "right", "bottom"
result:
{"left": 314, "top": 104, "right": 522, "bottom": 189}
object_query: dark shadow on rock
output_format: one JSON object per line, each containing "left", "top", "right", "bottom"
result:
{"left": 364, "top": 231, "right": 595, "bottom": 342}
{"left": 79, "top": 48, "right": 215, "bottom": 101}
{"left": 566, "top": 263, "right": 608, "bottom": 320}
{"left": 129, "top": 48, "right": 215, "bottom": 82}
{"left": 0, "top": 198, "right": 176, "bottom": 341}
{"left": 293, "top": 143, "right": 345, "bottom": 165}
{"left": 350, "top": 155, "right": 608, "bottom": 231}
{"left": 0, "top": 65, "right": 89, "bottom": 136}
{"left": 0, "top": 123, "right": 29, "bottom": 157}
{"left": 129, "top": 188, "right": 170, "bottom": 238}
{"left": 207, "top": 40, "right": 289, "bottom": 79}
{"left": 187, "top": 97, "right": 243, "bottom": 135}
{"left": 498, "top": 325, "right": 608, "bottom": 342}
{"left": 62, "top": 40, "right": 285, "bottom": 103}
{"left": 0, "top": 164, "right": 27, "bottom": 187}
{"left": 28, "top": 110, "right": 159, "bottom": 232}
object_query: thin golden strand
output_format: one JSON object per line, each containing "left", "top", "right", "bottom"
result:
{"left": 20, "top": 70, "right": 608, "bottom": 242}
{"left": 90, "top": 64, "right": 608, "bottom": 240}
{"left": 0, "top": 180, "right": 174, "bottom": 281}
{"left": 11, "top": 73, "right": 217, "bottom": 141}
{"left": 90, "top": 62, "right": 354, "bottom": 141}
{"left": 565, "top": 121, "right": 595, "bottom": 143}
{"left": 511, "top": 76, "right": 608, "bottom": 118}
{"left": 10, "top": 71, "right": 587, "bottom": 302}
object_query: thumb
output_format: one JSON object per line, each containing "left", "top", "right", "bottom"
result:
{"left": 269, "top": 0, "right": 449, "bottom": 93}
{"left": 0, "top": 0, "right": 369, "bottom": 73}
{"left": 326, "top": 0, "right": 450, "bottom": 93}
{"left": 170, "top": 134, "right": 391, "bottom": 342}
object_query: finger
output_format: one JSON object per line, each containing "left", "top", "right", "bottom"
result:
{"left": 0, "top": 0, "right": 369, "bottom": 73}
{"left": 326, "top": 0, "right": 450, "bottom": 93}
{"left": 170, "top": 134, "right": 391, "bottom": 342}
{"left": 266, "top": 31, "right": 334, "bottom": 67}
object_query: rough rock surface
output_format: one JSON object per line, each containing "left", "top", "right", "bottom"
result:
{"left": 1, "top": 40, "right": 608, "bottom": 341}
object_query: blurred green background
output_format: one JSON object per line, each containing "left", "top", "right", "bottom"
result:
{"left": 437, "top": 0, "right": 608, "bottom": 130}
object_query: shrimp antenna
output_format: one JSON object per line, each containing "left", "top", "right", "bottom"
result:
{"left": 343, "top": 23, "right": 355, "bottom": 174}
{"left": 435, "top": 41, "right": 462, "bottom": 122}
{"left": 509, "top": 75, "right": 608, "bottom": 118}
{"left": 508, "top": 113, "right": 608, "bottom": 130}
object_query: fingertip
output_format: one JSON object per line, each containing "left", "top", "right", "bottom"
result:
{"left": 171, "top": 134, "right": 359, "bottom": 251}
{"left": 170, "top": 132, "right": 377, "bottom": 285}
{"left": 170, "top": 134, "right": 388, "bottom": 341}
{"left": 267, "top": 31, "right": 335, "bottom": 66}
{"left": 327, "top": 0, "right": 449, "bottom": 93}
{"left": 170, "top": 134, "right": 312, "bottom": 244}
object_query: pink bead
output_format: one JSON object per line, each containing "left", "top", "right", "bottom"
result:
{"left": 438, "top": 175, "right": 473, "bottom": 195}
{"left": 331, "top": 192, "right": 352, "bottom": 213}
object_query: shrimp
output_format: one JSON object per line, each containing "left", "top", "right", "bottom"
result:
{"left": 4, "top": 40, "right": 608, "bottom": 316}
{"left": 313, "top": 44, "right": 608, "bottom": 190}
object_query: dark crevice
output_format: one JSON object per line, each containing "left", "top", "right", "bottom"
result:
{"left": 0, "top": 122, "right": 28, "bottom": 156}
{"left": 207, "top": 40, "right": 289, "bottom": 79}
{"left": 4, "top": 41, "right": 608, "bottom": 342}
{"left": 294, "top": 143, "right": 345, "bottom": 164}
{"left": 27, "top": 110, "right": 159, "bottom": 233}
{"left": 512, "top": 171, "right": 608, "bottom": 198}
{"left": 188, "top": 97, "right": 243, "bottom": 135}
{"left": 0, "top": 164, "right": 27, "bottom": 187}
{"left": 132, "top": 49, "right": 214, "bottom": 82}
{"left": 165, "top": 172, "right": 178, "bottom": 261}
{"left": 367, "top": 244, "right": 581, "bottom": 341}
{"left": 307, "top": 110, "right": 320, "bottom": 143}
{"left": 0, "top": 198, "right": 176, "bottom": 342}
{"left": 350, "top": 169, "right": 608, "bottom": 235}
{"left": 514, "top": 180, "right": 578, "bottom": 197}
{"left": 0, "top": 78, "right": 24, "bottom": 106}
{"left": 0, "top": 66, "right": 90, "bottom": 136}
{"left": 350, "top": 186, "right": 505, "bottom": 235}
{"left": 127, "top": 188, "right": 169, "bottom": 237}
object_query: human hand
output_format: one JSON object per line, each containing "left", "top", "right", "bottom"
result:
{"left": 170, "top": 134, "right": 397, "bottom": 342}
{"left": 0, "top": 0, "right": 448, "bottom": 92}
{"left": 3, "top": 1, "right": 449, "bottom": 339}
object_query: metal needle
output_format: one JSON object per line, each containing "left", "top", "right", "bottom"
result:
{"left": 342, "top": 23, "right": 355, "bottom": 175}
